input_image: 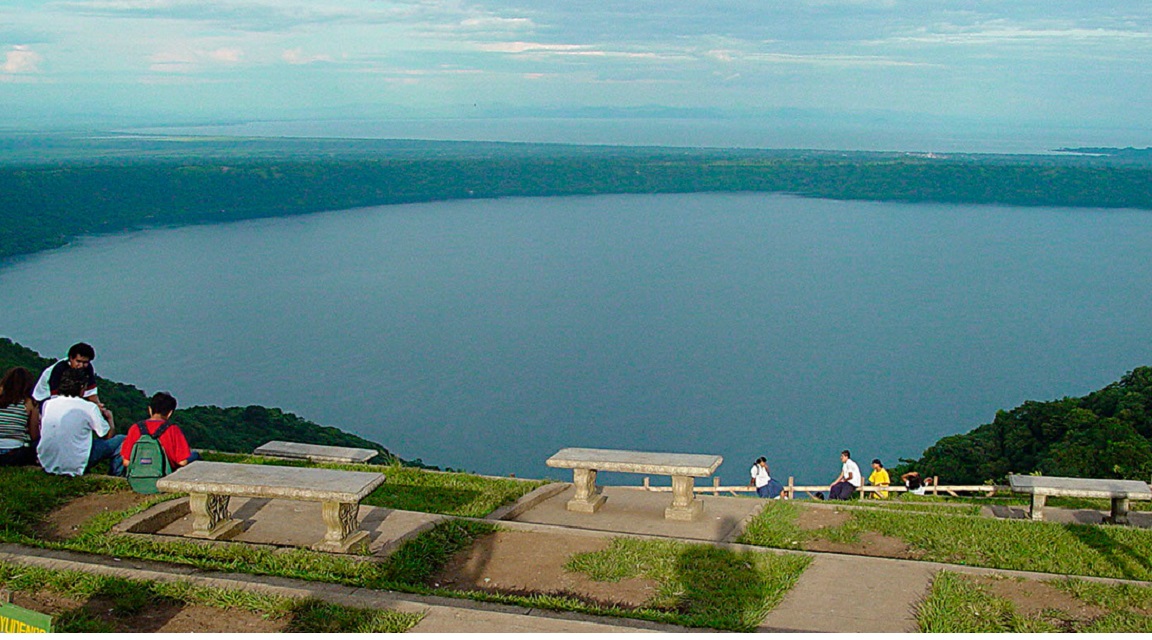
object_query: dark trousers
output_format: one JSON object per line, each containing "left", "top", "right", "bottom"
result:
{"left": 830, "top": 480, "right": 856, "bottom": 500}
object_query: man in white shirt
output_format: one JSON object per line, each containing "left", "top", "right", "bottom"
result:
{"left": 829, "top": 450, "right": 861, "bottom": 500}
{"left": 37, "top": 385, "right": 124, "bottom": 477}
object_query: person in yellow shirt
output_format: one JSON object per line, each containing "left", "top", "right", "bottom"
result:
{"left": 868, "top": 459, "right": 891, "bottom": 499}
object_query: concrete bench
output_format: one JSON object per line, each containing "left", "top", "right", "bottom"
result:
{"left": 1008, "top": 474, "right": 1152, "bottom": 524}
{"left": 253, "top": 440, "right": 378, "bottom": 464}
{"left": 156, "top": 461, "right": 385, "bottom": 552}
{"left": 546, "top": 447, "right": 723, "bottom": 521}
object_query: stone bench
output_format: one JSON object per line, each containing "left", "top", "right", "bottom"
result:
{"left": 253, "top": 440, "right": 378, "bottom": 464}
{"left": 546, "top": 447, "right": 723, "bottom": 521}
{"left": 156, "top": 461, "right": 385, "bottom": 552}
{"left": 1008, "top": 474, "right": 1152, "bottom": 524}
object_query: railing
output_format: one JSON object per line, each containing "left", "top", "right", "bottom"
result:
{"left": 639, "top": 475, "right": 1005, "bottom": 499}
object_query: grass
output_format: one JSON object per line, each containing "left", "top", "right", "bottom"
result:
{"left": 563, "top": 537, "right": 811, "bottom": 631}
{"left": 0, "top": 561, "right": 422, "bottom": 632}
{"left": 200, "top": 452, "right": 544, "bottom": 517}
{"left": 918, "top": 571, "right": 1152, "bottom": 633}
{"left": 740, "top": 502, "right": 1152, "bottom": 581}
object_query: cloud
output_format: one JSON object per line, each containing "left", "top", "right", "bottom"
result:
{"left": 282, "top": 48, "right": 333, "bottom": 65}
{"left": 3, "top": 46, "right": 43, "bottom": 74}
{"left": 149, "top": 46, "right": 244, "bottom": 73}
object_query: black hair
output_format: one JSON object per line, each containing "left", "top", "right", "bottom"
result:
{"left": 756, "top": 456, "right": 767, "bottom": 464}
{"left": 149, "top": 391, "right": 178, "bottom": 416}
{"left": 68, "top": 342, "right": 95, "bottom": 361}
{"left": 841, "top": 450, "right": 851, "bottom": 458}
{"left": 0, "top": 367, "right": 34, "bottom": 406}
{"left": 872, "top": 459, "right": 883, "bottom": 466}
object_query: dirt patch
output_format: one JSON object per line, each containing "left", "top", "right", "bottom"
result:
{"left": 430, "top": 530, "right": 661, "bottom": 608}
{"left": 795, "top": 506, "right": 850, "bottom": 530}
{"left": 966, "top": 574, "right": 1109, "bottom": 628}
{"left": 804, "top": 530, "right": 922, "bottom": 559}
{"left": 11, "top": 590, "right": 283, "bottom": 632}
{"left": 34, "top": 490, "right": 153, "bottom": 541}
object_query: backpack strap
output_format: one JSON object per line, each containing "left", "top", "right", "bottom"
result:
{"left": 149, "top": 420, "right": 172, "bottom": 440}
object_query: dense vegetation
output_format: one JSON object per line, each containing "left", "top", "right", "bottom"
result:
{"left": 3, "top": 135, "right": 1152, "bottom": 263}
{"left": 0, "top": 337, "right": 397, "bottom": 461}
{"left": 902, "top": 367, "right": 1152, "bottom": 483}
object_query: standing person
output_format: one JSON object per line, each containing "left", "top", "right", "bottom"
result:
{"left": 748, "top": 457, "right": 783, "bottom": 498}
{"left": 868, "top": 459, "right": 891, "bottom": 499}
{"left": 829, "top": 450, "right": 861, "bottom": 500}
{"left": 36, "top": 378, "right": 124, "bottom": 476}
{"left": 32, "top": 342, "right": 102, "bottom": 408}
{"left": 121, "top": 392, "right": 199, "bottom": 471}
{"left": 0, "top": 367, "right": 41, "bottom": 466}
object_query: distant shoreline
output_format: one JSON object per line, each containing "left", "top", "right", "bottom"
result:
{"left": 3, "top": 135, "right": 1151, "bottom": 266}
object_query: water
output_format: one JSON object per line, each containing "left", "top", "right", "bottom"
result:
{"left": 2, "top": 192, "right": 1150, "bottom": 483}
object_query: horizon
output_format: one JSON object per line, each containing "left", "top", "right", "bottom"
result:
{"left": 3, "top": 2, "right": 1150, "bottom": 152}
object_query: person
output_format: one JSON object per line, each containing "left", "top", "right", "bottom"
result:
{"left": 32, "top": 342, "right": 102, "bottom": 408}
{"left": 0, "top": 367, "right": 41, "bottom": 466}
{"left": 121, "top": 392, "right": 199, "bottom": 471}
{"left": 36, "top": 376, "right": 124, "bottom": 476}
{"left": 748, "top": 456, "right": 784, "bottom": 499}
{"left": 868, "top": 458, "right": 891, "bottom": 499}
{"left": 902, "top": 470, "right": 926, "bottom": 495}
{"left": 829, "top": 450, "right": 861, "bottom": 500}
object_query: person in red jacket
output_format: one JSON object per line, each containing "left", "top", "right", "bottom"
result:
{"left": 121, "top": 392, "right": 199, "bottom": 469}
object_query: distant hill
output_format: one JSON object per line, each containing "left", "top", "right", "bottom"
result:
{"left": 0, "top": 337, "right": 401, "bottom": 463}
{"left": 4, "top": 135, "right": 1152, "bottom": 263}
{"left": 901, "top": 367, "right": 1152, "bottom": 484}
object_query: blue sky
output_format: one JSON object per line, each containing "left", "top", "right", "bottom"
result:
{"left": 2, "top": 1, "right": 1150, "bottom": 149}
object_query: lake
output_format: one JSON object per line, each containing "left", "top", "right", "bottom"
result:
{"left": 2, "top": 192, "right": 1150, "bottom": 484}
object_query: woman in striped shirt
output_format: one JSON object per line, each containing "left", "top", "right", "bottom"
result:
{"left": 0, "top": 366, "right": 40, "bottom": 466}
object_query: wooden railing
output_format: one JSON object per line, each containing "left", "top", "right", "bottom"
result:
{"left": 640, "top": 475, "right": 1005, "bottom": 499}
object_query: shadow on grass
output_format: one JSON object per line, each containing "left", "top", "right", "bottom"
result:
{"left": 53, "top": 577, "right": 184, "bottom": 633}
{"left": 1067, "top": 524, "right": 1152, "bottom": 580}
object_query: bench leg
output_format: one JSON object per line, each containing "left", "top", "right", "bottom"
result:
{"left": 1029, "top": 494, "right": 1047, "bottom": 521}
{"left": 313, "top": 501, "right": 369, "bottom": 553}
{"left": 665, "top": 475, "right": 703, "bottom": 521}
{"left": 566, "top": 468, "right": 606, "bottom": 513}
{"left": 187, "top": 493, "right": 243, "bottom": 540}
{"left": 1109, "top": 497, "right": 1131, "bottom": 525}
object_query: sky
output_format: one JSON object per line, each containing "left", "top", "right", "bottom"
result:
{"left": 2, "top": 1, "right": 1151, "bottom": 150}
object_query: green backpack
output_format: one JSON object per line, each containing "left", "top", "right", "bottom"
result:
{"left": 126, "top": 420, "right": 173, "bottom": 494}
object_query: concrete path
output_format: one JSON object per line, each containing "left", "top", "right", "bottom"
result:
{"left": 759, "top": 552, "right": 935, "bottom": 633}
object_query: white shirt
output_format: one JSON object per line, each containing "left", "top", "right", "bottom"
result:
{"left": 842, "top": 458, "right": 862, "bottom": 487}
{"left": 750, "top": 464, "right": 771, "bottom": 488}
{"left": 37, "top": 396, "right": 110, "bottom": 476}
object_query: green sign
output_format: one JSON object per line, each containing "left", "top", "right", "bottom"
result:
{"left": 0, "top": 602, "right": 52, "bottom": 633}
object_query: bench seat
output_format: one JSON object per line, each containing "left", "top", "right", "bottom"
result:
{"left": 1008, "top": 474, "right": 1152, "bottom": 524}
{"left": 546, "top": 447, "right": 722, "bottom": 521}
{"left": 253, "top": 440, "right": 378, "bottom": 464}
{"left": 156, "top": 461, "right": 385, "bottom": 552}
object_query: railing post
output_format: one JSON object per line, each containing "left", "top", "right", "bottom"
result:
{"left": 713, "top": 476, "right": 721, "bottom": 496}
{"left": 643, "top": 476, "right": 650, "bottom": 490}
{"left": 788, "top": 476, "right": 795, "bottom": 500}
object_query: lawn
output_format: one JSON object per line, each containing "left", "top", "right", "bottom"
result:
{"left": 739, "top": 500, "right": 1152, "bottom": 581}
{"left": 918, "top": 571, "right": 1152, "bottom": 633}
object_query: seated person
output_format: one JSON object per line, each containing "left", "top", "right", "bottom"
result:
{"left": 902, "top": 470, "right": 926, "bottom": 495}
{"left": 37, "top": 378, "right": 124, "bottom": 476}
{"left": 749, "top": 457, "right": 784, "bottom": 499}
{"left": 121, "top": 392, "right": 199, "bottom": 471}
{"left": 868, "top": 458, "right": 891, "bottom": 499}
{"left": 829, "top": 450, "right": 861, "bottom": 500}
{"left": 0, "top": 366, "right": 41, "bottom": 466}
{"left": 32, "top": 342, "right": 103, "bottom": 408}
